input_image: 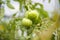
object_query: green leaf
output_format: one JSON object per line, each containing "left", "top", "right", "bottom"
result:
{"left": 7, "top": 0, "right": 10, "bottom": 2}
{"left": 0, "top": 7, "right": 4, "bottom": 19}
{"left": 7, "top": 3, "right": 14, "bottom": 9}
{"left": 12, "top": 12, "right": 17, "bottom": 17}
{"left": 59, "top": 0, "right": 60, "bottom": 3}
{"left": 43, "top": 0, "right": 51, "bottom": 3}
{"left": 14, "top": 0, "right": 23, "bottom": 11}
{"left": 13, "top": 13, "right": 16, "bottom": 17}
{"left": 32, "top": 3, "right": 43, "bottom": 10}
{"left": 41, "top": 10, "right": 49, "bottom": 18}
{"left": 14, "top": 0, "right": 18, "bottom": 2}
{"left": 0, "top": 7, "right": 4, "bottom": 14}
{"left": 48, "top": 0, "right": 51, "bottom": 3}
{"left": 19, "top": 2, "right": 23, "bottom": 11}
{"left": 36, "top": 8, "right": 49, "bottom": 18}
{"left": 24, "top": 5, "right": 28, "bottom": 10}
{"left": 0, "top": 0, "right": 3, "bottom": 5}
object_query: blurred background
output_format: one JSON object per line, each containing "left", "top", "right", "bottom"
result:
{"left": 0, "top": 0, "right": 60, "bottom": 40}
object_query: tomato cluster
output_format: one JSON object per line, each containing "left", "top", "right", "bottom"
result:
{"left": 22, "top": 10, "right": 39, "bottom": 27}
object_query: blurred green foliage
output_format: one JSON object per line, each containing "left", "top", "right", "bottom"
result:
{"left": 0, "top": 0, "right": 60, "bottom": 40}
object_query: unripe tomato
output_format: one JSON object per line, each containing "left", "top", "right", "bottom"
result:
{"left": 22, "top": 18, "right": 32, "bottom": 27}
{"left": 25, "top": 10, "right": 39, "bottom": 21}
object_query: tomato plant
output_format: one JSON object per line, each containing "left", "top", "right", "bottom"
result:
{"left": 0, "top": 0, "right": 60, "bottom": 40}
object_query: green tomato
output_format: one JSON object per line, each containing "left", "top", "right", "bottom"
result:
{"left": 25, "top": 10, "right": 39, "bottom": 21}
{"left": 22, "top": 18, "right": 32, "bottom": 27}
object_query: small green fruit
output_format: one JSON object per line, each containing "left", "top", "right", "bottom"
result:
{"left": 22, "top": 18, "right": 32, "bottom": 27}
{"left": 25, "top": 10, "right": 39, "bottom": 21}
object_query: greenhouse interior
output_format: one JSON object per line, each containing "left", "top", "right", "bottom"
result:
{"left": 0, "top": 0, "right": 60, "bottom": 40}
